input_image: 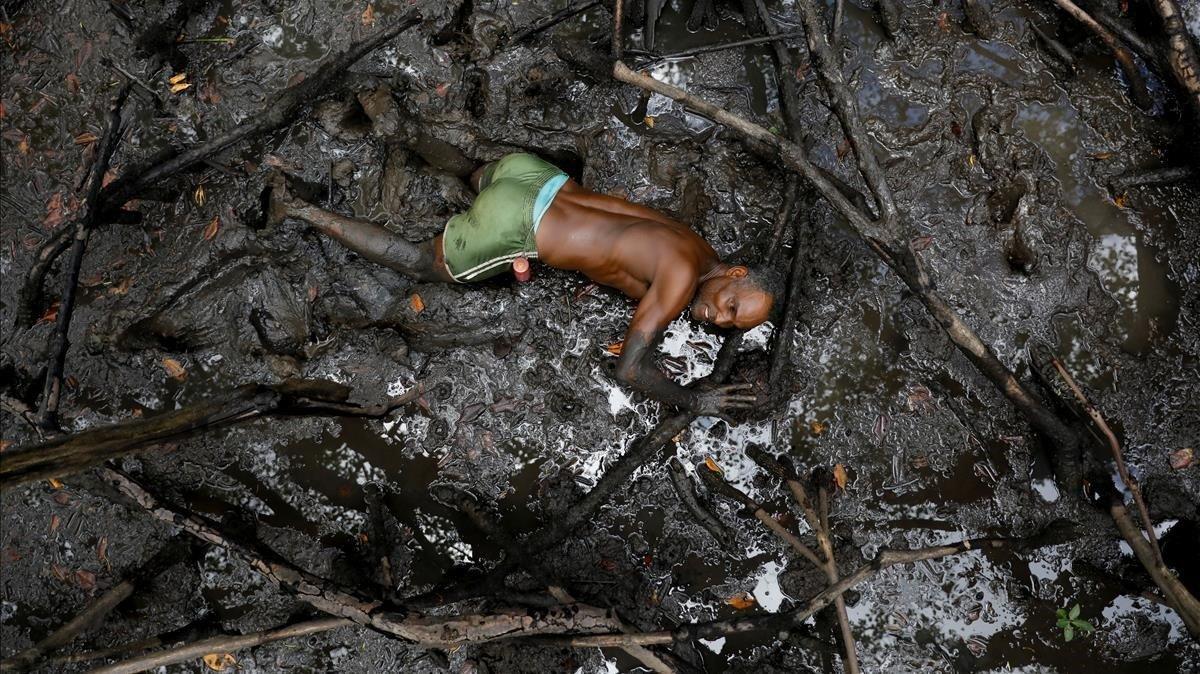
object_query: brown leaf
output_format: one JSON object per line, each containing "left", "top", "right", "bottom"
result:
{"left": 832, "top": 463, "right": 849, "bottom": 490}
{"left": 51, "top": 563, "right": 70, "bottom": 582}
{"left": 307, "top": 285, "right": 319, "bottom": 302}
{"left": 950, "top": 120, "right": 962, "bottom": 137}
{"left": 911, "top": 235, "right": 934, "bottom": 252}
{"left": 361, "top": 3, "right": 375, "bottom": 27}
{"left": 96, "top": 536, "right": 108, "bottom": 563}
{"left": 65, "top": 73, "right": 80, "bottom": 93}
{"left": 73, "top": 131, "right": 98, "bottom": 145}
{"left": 937, "top": 11, "right": 950, "bottom": 32}
{"left": 703, "top": 456, "right": 723, "bottom": 473}
{"left": 598, "top": 558, "right": 618, "bottom": 573}
{"left": 1169, "top": 447, "right": 1194, "bottom": 471}
{"left": 725, "top": 592, "right": 756, "bottom": 610}
{"left": 193, "top": 184, "right": 207, "bottom": 207}
{"left": 603, "top": 341, "right": 623, "bottom": 356}
{"left": 836, "top": 138, "right": 852, "bottom": 159}
{"left": 43, "top": 192, "right": 66, "bottom": 229}
{"left": 74, "top": 569, "right": 96, "bottom": 592}
{"left": 0, "top": 100, "right": 6, "bottom": 119}
{"left": 643, "top": 115, "right": 655, "bottom": 128}
{"left": 410, "top": 293, "right": 425, "bottom": 313}
{"left": 37, "top": 302, "right": 60, "bottom": 325}
{"left": 52, "top": 492, "right": 70, "bottom": 506}
{"left": 162, "top": 357, "right": 188, "bottom": 381}
{"left": 809, "top": 420, "right": 827, "bottom": 436}
{"left": 169, "top": 72, "right": 188, "bottom": 84}
{"left": 0, "top": 440, "right": 11, "bottom": 453}
{"left": 50, "top": 515, "right": 61, "bottom": 532}
{"left": 109, "top": 276, "right": 134, "bottom": 295}
{"left": 200, "top": 79, "right": 222, "bottom": 105}
{"left": 1113, "top": 193, "right": 1128, "bottom": 208}
{"left": 170, "top": 82, "right": 191, "bottom": 94}
{"left": 202, "top": 215, "right": 220, "bottom": 241}
{"left": 17, "top": 135, "right": 29, "bottom": 155}
{"left": 48, "top": 477, "right": 64, "bottom": 490}
{"left": 1087, "top": 151, "right": 1115, "bottom": 161}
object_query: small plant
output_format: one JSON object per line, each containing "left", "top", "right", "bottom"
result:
{"left": 1055, "top": 604, "right": 1095, "bottom": 642}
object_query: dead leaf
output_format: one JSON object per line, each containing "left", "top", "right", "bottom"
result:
{"left": 170, "top": 82, "right": 191, "bottom": 94}
{"left": 109, "top": 277, "right": 133, "bottom": 295}
{"left": 37, "top": 302, "right": 60, "bottom": 325}
{"left": 43, "top": 192, "right": 66, "bottom": 229}
{"left": 950, "top": 120, "right": 962, "bottom": 137}
{"left": 65, "top": 73, "right": 80, "bottom": 93}
{"left": 50, "top": 515, "right": 61, "bottom": 532}
{"left": 169, "top": 72, "right": 188, "bottom": 84}
{"left": 0, "top": 101, "right": 6, "bottom": 119}
{"left": 603, "top": 341, "right": 623, "bottom": 356}
{"left": 725, "top": 592, "right": 756, "bottom": 610}
{"left": 410, "top": 293, "right": 425, "bottom": 313}
{"left": 202, "top": 215, "right": 220, "bottom": 241}
{"left": 1170, "top": 447, "right": 1194, "bottom": 471}
{"left": 832, "top": 463, "right": 849, "bottom": 490}
{"left": 809, "top": 420, "right": 827, "bottom": 436}
{"left": 48, "top": 478, "right": 64, "bottom": 489}
{"left": 73, "top": 131, "right": 98, "bottom": 145}
{"left": 162, "top": 357, "right": 188, "bottom": 381}
{"left": 1087, "top": 151, "right": 1115, "bottom": 161}
{"left": 52, "top": 492, "right": 70, "bottom": 506}
{"left": 357, "top": 532, "right": 369, "bottom": 545}
{"left": 193, "top": 184, "right": 207, "bottom": 207}
{"left": 17, "top": 135, "right": 29, "bottom": 155}
{"left": 703, "top": 456, "right": 723, "bottom": 473}
{"left": 598, "top": 558, "right": 618, "bottom": 573}
{"left": 74, "top": 569, "right": 96, "bottom": 592}
{"left": 1113, "top": 193, "right": 1128, "bottom": 208}
{"left": 96, "top": 536, "right": 108, "bottom": 563}
{"left": 836, "top": 138, "right": 852, "bottom": 159}
{"left": 51, "top": 563, "right": 70, "bottom": 582}
{"left": 0, "top": 440, "right": 11, "bottom": 453}
{"left": 435, "top": 82, "right": 450, "bottom": 97}
{"left": 937, "top": 11, "right": 950, "bottom": 32}
{"left": 643, "top": 115, "right": 656, "bottom": 128}
{"left": 361, "top": 3, "right": 375, "bottom": 27}
{"left": 911, "top": 235, "right": 934, "bottom": 252}
{"left": 200, "top": 80, "right": 222, "bottom": 105}
{"left": 967, "top": 154, "right": 977, "bottom": 169}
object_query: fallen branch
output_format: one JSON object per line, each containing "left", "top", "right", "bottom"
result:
{"left": 667, "top": 458, "right": 733, "bottom": 546}
{"left": 42, "top": 619, "right": 220, "bottom": 668}
{"left": 507, "top": 0, "right": 600, "bottom": 46}
{"left": 15, "top": 12, "right": 422, "bottom": 328}
{"left": 1047, "top": 0, "right": 1153, "bottom": 110}
{"left": 88, "top": 618, "right": 352, "bottom": 674}
{"left": 746, "top": 447, "right": 858, "bottom": 673}
{"left": 629, "top": 30, "right": 808, "bottom": 65}
{"left": 542, "top": 531, "right": 1070, "bottom": 646}
{"left": 1110, "top": 500, "right": 1200, "bottom": 636}
{"left": 0, "top": 540, "right": 190, "bottom": 673}
{"left": 101, "top": 467, "right": 623, "bottom": 646}
{"left": 1147, "top": 0, "right": 1200, "bottom": 122}
{"left": 36, "top": 86, "right": 130, "bottom": 431}
{"left": 1049, "top": 359, "right": 1161, "bottom": 563}
{"left": 612, "top": 0, "right": 625, "bottom": 59}
{"left": 0, "top": 379, "right": 423, "bottom": 488}
{"left": 1107, "top": 165, "right": 1194, "bottom": 192}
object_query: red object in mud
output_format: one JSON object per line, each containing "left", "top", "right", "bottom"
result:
{"left": 513, "top": 256, "right": 532, "bottom": 282}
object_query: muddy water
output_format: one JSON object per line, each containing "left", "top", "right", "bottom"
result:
{"left": 2, "top": 0, "right": 1198, "bottom": 671}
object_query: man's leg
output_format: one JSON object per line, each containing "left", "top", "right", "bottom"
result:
{"left": 268, "top": 173, "right": 455, "bottom": 283}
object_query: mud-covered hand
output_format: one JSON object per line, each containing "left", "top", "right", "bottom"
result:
{"left": 690, "top": 383, "right": 759, "bottom": 417}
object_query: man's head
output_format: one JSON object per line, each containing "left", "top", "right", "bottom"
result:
{"left": 690, "top": 264, "right": 782, "bottom": 329}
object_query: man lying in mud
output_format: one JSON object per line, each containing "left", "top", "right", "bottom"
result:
{"left": 269, "top": 153, "right": 780, "bottom": 415}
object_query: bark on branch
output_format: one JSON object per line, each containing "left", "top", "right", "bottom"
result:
{"left": 0, "top": 379, "right": 423, "bottom": 488}
{"left": 1148, "top": 0, "right": 1200, "bottom": 122}
{"left": 100, "top": 468, "right": 623, "bottom": 646}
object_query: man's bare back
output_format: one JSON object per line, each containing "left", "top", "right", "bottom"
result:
{"left": 270, "top": 154, "right": 779, "bottom": 415}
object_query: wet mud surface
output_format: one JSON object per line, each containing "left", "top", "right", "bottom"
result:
{"left": 2, "top": 0, "right": 1199, "bottom": 671}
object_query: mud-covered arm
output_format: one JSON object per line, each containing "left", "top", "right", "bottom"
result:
{"left": 614, "top": 272, "right": 754, "bottom": 415}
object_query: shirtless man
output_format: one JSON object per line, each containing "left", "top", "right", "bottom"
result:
{"left": 269, "top": 153, "right": 781, "bottom": 416}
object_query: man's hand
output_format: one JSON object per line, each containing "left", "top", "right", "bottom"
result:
{"left": 690, "top": 382, "right": 759, "bottom": 417}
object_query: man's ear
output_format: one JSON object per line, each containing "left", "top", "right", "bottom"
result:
{"left": 727, "top": 265, "right": 749, "bottom": 278}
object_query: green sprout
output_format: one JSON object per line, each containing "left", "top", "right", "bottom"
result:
{"left": 1055, "top": 604, "right": 1095, "bottom": 642}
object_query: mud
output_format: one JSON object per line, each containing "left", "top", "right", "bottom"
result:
{"left": 2, "top": 0, "right": 1199, "bottom": 672}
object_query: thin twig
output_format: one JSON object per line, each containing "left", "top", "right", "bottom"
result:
{"left": 507, "top": 0, "right": 600, "bottom": 46}
{"left": 632, "top": 30, "right": 807, "bottom": 66}
{"left": 36, "top": 86, "right": 130, "bottom": 430}
{"left": 1049, "top": 358, "right": 1161, "bottom": 564}
{"left": 667, "top": 458, "right": 733, "bottom": 546}
{"left": 696, "top": 467, "right": 824, "bottom": 570}
{"left": 612, "top": 0, "right": 624, "bottom": 59}
{"left": 1047, "top": 0, "right": 1152, "bottom": 109}
{"left": 87, "top": 618, "right": 352, "bottom": 674}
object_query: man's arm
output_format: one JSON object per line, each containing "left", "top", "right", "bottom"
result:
{"left": 613, "top": 268, "right": 756, "bottom": 415}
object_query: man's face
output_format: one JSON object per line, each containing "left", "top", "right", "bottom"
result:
{"left": 691, "top": 272, "right": 774, "bottom": 329}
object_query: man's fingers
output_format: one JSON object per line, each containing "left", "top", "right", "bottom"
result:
{"left": 722, "top": 395, "right": 759, "bottom": 403}
{"left": 717, "top": 383, "right": 756, "bottom": 394}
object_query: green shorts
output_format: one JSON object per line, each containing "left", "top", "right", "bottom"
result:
{"left": 441, "top": 153, "right": 568, "bottom": 282}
